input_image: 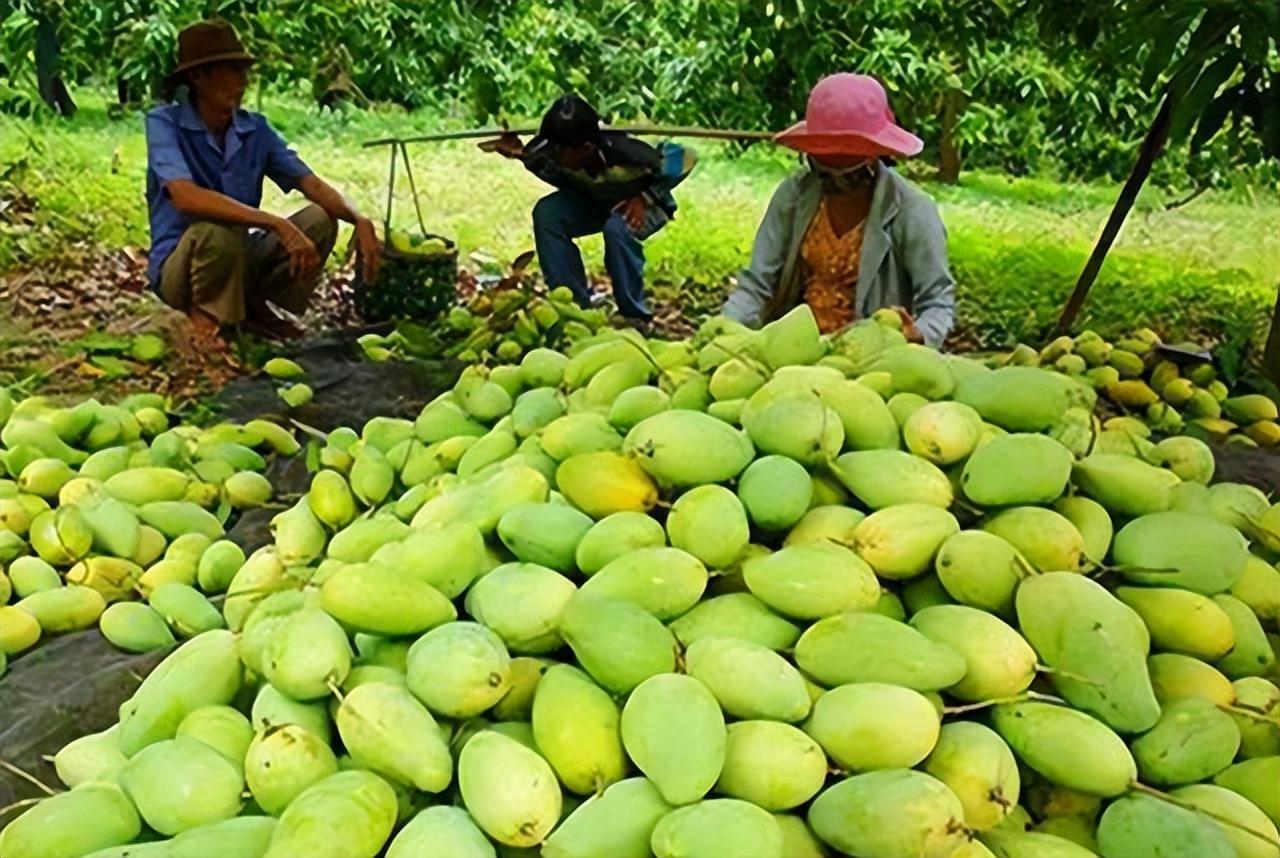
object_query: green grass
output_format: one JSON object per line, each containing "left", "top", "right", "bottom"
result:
{"left": 3, "top": 92, "right": 1277, "bottom": 347}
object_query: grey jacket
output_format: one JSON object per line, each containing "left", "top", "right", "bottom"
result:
{"left": 723, "top": 166, "right": 956, "bottom": 347}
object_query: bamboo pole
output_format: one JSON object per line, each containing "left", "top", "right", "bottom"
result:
{"left": 362, "top": 124, "right": 775, "bottom": 148}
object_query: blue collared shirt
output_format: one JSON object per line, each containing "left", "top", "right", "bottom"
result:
{"left": 144, "top": 100, "right": 313, "bottom": 283}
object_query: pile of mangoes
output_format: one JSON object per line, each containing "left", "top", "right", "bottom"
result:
{"left": 1006, "top": 329, "right": 1280, "bottom": 449}
{"left": 0, "top": 388, "right": 296, "bottom": 670}
{"left": 3, "top": 307, "right": 1280, "bottom": 858}
{"left": 358, "top": 285, "right": 608, "bottom": 366}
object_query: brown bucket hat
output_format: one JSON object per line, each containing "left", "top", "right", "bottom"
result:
{"left": 169, "top": 20, "right": 256, "bottom": 82}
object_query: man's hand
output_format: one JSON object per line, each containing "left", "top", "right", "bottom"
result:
{"left": 274, "top": 217, "right": 321, "bottom": 281}
{"left": 894, "top": 306, "right": 925, "bottom": 344}
{"left": 353, "top": 216, "right": 381, "bottom": 283}
{"left": 478, "top": 132, "right": 526, "bottom": 160}
{"left": 615, "top": 196, "right": 647, "bottom": 232}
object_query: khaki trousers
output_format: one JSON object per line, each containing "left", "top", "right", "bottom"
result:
{"left": 158, "top": 204, "right": 338, "bottom": 324}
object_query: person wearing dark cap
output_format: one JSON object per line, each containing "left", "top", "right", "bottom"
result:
{"left": 724, "top": 74, "right": 955, "bottom": 347}
{"left": 145, "top": 20, "right": 380, "bottom": 342}
{"left": 482, "top": 95, "right": 698, "bottom": 322}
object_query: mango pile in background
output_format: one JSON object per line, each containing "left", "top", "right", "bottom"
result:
{"left": 1005, "top": 328, "right": 1279, "bottom": 449}
{"left": 357, "top": 285, "right": 610, "bottom": 366}
{"left": 2, "top": 307, "right": 1280, "bottom": 858}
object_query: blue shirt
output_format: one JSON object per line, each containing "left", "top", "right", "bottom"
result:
{"left": 144, "top": 101, "right": 313, "bottom": 284}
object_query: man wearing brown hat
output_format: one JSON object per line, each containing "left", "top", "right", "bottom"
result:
{"left": 146, "top": 20, "right": 380, "bottom": 342}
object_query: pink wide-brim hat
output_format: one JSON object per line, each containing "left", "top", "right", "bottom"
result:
{"left": 776, "top": 74, "right": 924, "bottom": 158}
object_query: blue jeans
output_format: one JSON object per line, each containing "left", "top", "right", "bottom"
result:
{"left": 532, "top": 190, "right": 664, "bottom": 319}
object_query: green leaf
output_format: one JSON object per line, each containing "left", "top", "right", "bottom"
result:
{"left": 76, "top": 332, "right": 131, "bottom": 354}
{"left": 1169, "top": 52, "right": 1241, "bottom": 144}
{"left": 1189, "top": 88, "right": 1238, "bottom": 150}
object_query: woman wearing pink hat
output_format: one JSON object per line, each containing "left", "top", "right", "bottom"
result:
{"left": 724, "top": 74, "right": 955, "bottom": 347}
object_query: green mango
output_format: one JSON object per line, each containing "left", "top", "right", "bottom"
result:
{"left": 685, "top": 636, "right": 810, "bottom": 722}
{"left": 464, "top": 563, "right": 576, "bottom": 654}
{"left": 406, "top": 621, "right": 511, "bottom": 718}
{"left": 1131, "top": 697, "right": 1240, "bottom": 786}
{"left": 962, "top": 433, "right": 1074, "bottom": 507}
{"left": 14, "top": 585, "right": 104, "bottom": 636}
{"left": 668, "top": 593, "right": 800, "bottom": 651}
{"left": 1232, "top": 555, "right": 1280, "bottom": 628}
{"left": 326, "top": 516, "right": 409, "bottom": 564}
{"left": 176, "top": 705, "right": 252, "bottom": 773}
{"left": 716, "top": 721, "right": 826, "bottom": 811}
{"left": 575, "top": 511, "right": 667, "bottom": 575}
{"left": 307, "top": 469, "right": 357, "bottom": 529}
{"left": 807, "top": 680, "right": 941, "bottom": 771}
{"left": 1115, "top": 586, "right": 1234, "bottom": 660}
{"left": 737, "top": 455, "right": 813, "bottom": 532}
{"left": 795, "top": 612, "right": 967, "bottom": 690}
{"left": 819, "top": 379, "right": 899, "bottom": 451}
{"left": 520, "top": 348, "right": 570, "bottom": 387}
{"left": 1231, "top": 677, "right": 1280, "bottom": 758}
{"left": 910, "top": 605, "right": 1036, "bottom": 701}
{"left": 621, "top": 673, "right": 726, "bottom": 805}
{"left": 120, "top": 736, "right": 244, "bottom": 835}
{"left": 623, "top": 409, "right": 756, "bottom": 487}
{"left": 1052, "top": 496, "right": 1113, "bottom": 566}
{"left": 651, "top": 798, "right": 783, "bottom": 858}
{"left": 981, "top": 830, "right": 1099, "bottom": 857}
{"left": 903, "top": 401, "right": 983, "bottom": 465}
{"left": 497, "top": 501, "right": 594, "bottom": 571}
{"left": 808, "top": 769, "right": 968, "bottom": 858}
{"left": 149, "top": 583, "right": 224, "bottom": 638}
{"left": 1215, "top": 593, "right": 1277, "bottom": 679}
{"left": 1170, "top": 783, "right": 1280, "bottom": 858}
{"left": 608, "top": 385, "right": 672, "bottom": 431}
{"left": 412, "top": 463, "right": 549, "bottom": 534}
{"left": 773, "top": 814, "right": 833, "bottom": 858}
{"left": 953, "top": 366, "right": 1071, "bottom": 431}
{"left": 387, "top": 806, "right": 496, "bottom": 858}
{"left": 666, "top": 484, "right": 750, "bottom": 569}
{"left": 853, "top": 503, "right": 958, "bottom": 580}
{"left": 53, "top": 724, "right": 127, "bottom": 788}
{"left": 238, "top": 590, "right": 311, "bottom": 676}
{"left": 992, "top": 701, "right": 1136, "bottom": 796}
{"left": 251, "top": 684, "right": 332, "bottom": 743}
{"left": 743, "top": 542, "right": 879, "bottom": 619}
{"left": 8, "top": 555, "right": 60, "bottom": 597}
{"left": 336, "top": 681, "right": 452, "bottom": 793}
{"left": 540, "top": 413, "right": 623, "bottom": 461}
{"left": 541, "top": 777, "right": 672, "bottom": 858}
{"left": 0, "top": 782, "right": 140, "bottom": 858}
{"left": 829, "top": 449, "right": 952, "bottom": 509}
{"left": 901, "top": 573, "right": 953, "bottom": 614}
{"left": 262, "top": 607, "right": 352, "bottom": 701}
{"left": 709, "top": 358, "right": 768, "bottom": 401}
{"left": 1073, "top": 454, "right": 1181, "bottom": 516}
{"left": 262, "top": 770, "right": 399, "bottom": 858}
{"left": 560, "top": 595, "right": 676, "bottom": 694}
{"left": 923, "top": 722, "right": 1020, "bottom": 832}
{"left": 742, "top": 389, "right": 843, "bottom": 467}
{"left": 1112, "top": 511, "right": 1249, "bottom": 594}
{"left": 1214, "top": 756, "right": 1280, "bottom": 825}
{"left": 555, "top": 452, "right": 657, "bottom": 518}
{"left": 137, "top": 500, "right": 224, "bottom": 541}
{"left": 784, "top": 504, "right": 865, "bottom": 548}
{"left": 579, "top": 546, "right": 707, "bottom": 620}
{"left": 321, "top": 562, "right": 455, "bottom": 636}
{"left": 1017, "top": 572, "right": 1159, "bottom": 733}
{"left": 531, "top": 664, "right": 627, "bottom": 795}
{"left": 1096, "top": 792, "right": 1234, "bottom": 858}
{"left": 1149, "top": 653, "right": 1236, "bottom": 707}
{"left": 983, "top": 507, "right": 1085, "bottom": 574}
{"left": 370, "top": 522, "right": 488, "bottom": 599}
{"left": 101, "top": 601, "right": 176, "bottom": 655}
{"left": 457, "top": 428, "right": 518, "bottom": 478}
{"left": 196, "top": 540, "right": 245, "bottom": 594}
{"left": 459, "top": 731, "right": 562, "bottom": 847}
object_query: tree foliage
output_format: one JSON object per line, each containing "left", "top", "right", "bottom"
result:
{"left": 1, "top": 0, "right": 1276, "bottom": 183}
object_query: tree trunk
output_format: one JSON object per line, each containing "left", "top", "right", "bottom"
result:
{"left": 34, "top": 14, "right": 75, "bottom": 116}
{"left": 1053, "top": 93, "right": 1175, "bottom": 337}
{"left": 938, "top": 97, "right": 962, "bottom": 184}
{"left": 1264, "top": 283, "right": 1280, "bottom": 386}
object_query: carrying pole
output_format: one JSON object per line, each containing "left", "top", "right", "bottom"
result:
{"left": 362, "top": 124, "right": 775, "bottom": 148}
